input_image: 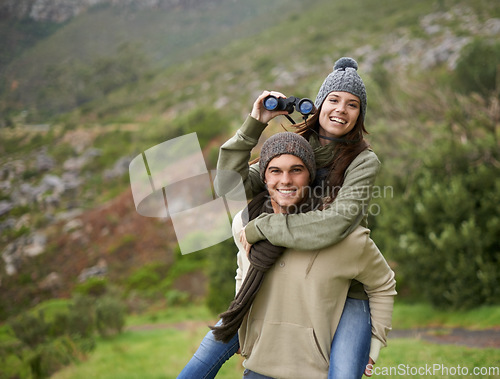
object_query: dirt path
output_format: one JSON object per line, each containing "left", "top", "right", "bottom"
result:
{"left": 127, "top": 322, "right": 500, "bottom": 349}
{"left": 389, "top": 327, "right": 500, "bottom": 349}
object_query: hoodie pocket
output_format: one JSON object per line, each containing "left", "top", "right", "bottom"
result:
{"left": 245, "top": 321, "right": 329, "bottom": 376}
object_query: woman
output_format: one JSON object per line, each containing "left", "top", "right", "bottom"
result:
{"left": 233, "top": 132, "right": 395, "bottom": 378}
{"left": 178, "top": 57, "right": 388, "bottom": 378}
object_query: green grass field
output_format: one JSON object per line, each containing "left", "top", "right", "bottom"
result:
{"left": 49, "top": 303, "right": 500, "bottom": 379}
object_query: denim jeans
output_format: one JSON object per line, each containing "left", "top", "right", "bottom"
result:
{"left": 177, "top": 298, "right": 370, "bottom": 379}
{"left": 329, "top": 297, "right": 371, "bottom": 379}
{"left": 177, "top": 320, "right": 240, "bottom": 379}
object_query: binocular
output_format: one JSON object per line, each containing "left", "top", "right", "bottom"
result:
{"left": 263, "top": 95, "right": 315, "bottom": 116}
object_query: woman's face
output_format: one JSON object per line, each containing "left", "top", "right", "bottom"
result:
{"left": 264, "top": 154, "right": 311, "bottom": 214}
{"left": 318, "top": 91, "right": 361, "bottom": 142}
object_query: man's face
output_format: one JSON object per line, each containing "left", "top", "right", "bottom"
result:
{"left": 264, "top": 154, "right": 311, "bottom": 214}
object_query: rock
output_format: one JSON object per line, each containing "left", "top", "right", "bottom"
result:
{"left": 38, "top": 272, "right": 62, "bottom": 291}
{"left": 36, "top": 149, "right": 55, "bottom": 171}
{"left": 0, "top": 201, "right": 14, "bottom": 217}
{"left": 42, "top": 174, "right": 65, "bottom": 194}
{"left": 484, "top": 18, "right": 500, "bottom": 36}
{"left": 0, "top": 217, "right": 16, "bottom": 233}
{"left": 78, "top": 259, "right": 108, "bottom": 282}
{"left": 1, "top": 232, "right": 47, "bottom": 275}
{"left": 104, "top": 156, "right": 133, "bottom": 180}
{"left": 63, "top": 156, "right": 90, "bottom": 171}
{"left": 63, "top": 218, "right": 84, "bottom": 233}
{"left": 24, "top": 232, "right": 47, "bottom": 257}
{"left": 54, "top": 208, "right": 83, "bottom": 221}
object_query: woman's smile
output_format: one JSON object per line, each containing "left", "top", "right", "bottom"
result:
{"left": 319, "top": 91, "right": 361, "bottom": 142}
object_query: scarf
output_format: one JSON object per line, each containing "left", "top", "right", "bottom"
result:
{"left": 308, "top": 132, "right": 338, "bottom": 168}
{"left": 210, "top": 190, "right": 321, "bottom": 343}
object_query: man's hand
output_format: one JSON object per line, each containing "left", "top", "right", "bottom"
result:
{"left": 364, "top": 357, "right": 375, "bottom": 377}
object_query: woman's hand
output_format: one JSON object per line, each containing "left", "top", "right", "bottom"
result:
{"left": 364, "top": 357, "right": 375, "bottom": 377}
{"left": 250, "top": 90, "right": 290, "bottom": 124}
{"left": 239, "top": 227, "right": 253, "bottom": 258}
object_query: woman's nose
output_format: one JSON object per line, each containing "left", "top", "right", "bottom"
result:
{"left": 336, "top": 102, "right": 346, "bottom": 113}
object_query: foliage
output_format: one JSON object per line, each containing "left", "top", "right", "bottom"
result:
{"left": 9, "top": 311, "right": 49, "bottom": 348}
{"left": 375, "top": 119, "right": 500, "bottom": 309}
{"left": 73, "top": 278, "right": 108, "bottom": 297}
{"left": 95, "top": 296, "right": 126, "bottom": 338}
{"left": 205, "top": 238, "right": 239, "bottom": 314}
{"left": 453, "top": 38, "right": 500, "bottom": 97}
{"left": 176, "top": 107, "right": 232, "bottom": 148}
{"left": 31, "top": 43, "right": 150, "bottom": 119}
{"left": 3, "top": 294, "right": 126, "bottom": 378}
{"left": 125, "top": 263, "right": 165, "bottom": 292}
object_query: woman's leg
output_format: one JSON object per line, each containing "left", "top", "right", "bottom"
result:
{"left": 177, "top": 320, "right": 240, "bottom": 379}
{"left": 329, "top": 297, "right": 371, "bottom": 379}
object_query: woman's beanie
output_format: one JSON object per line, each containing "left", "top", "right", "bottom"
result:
{"left": 314, "top": 57, "right": 367, "bottom": 121}
{"left": 259, "top": 132, "right": 316, "bottom": 183}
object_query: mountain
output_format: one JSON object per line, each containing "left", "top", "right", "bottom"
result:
{"left": 0, "top": 0, "right": 499, "bottom": 320}
{"left": 0, "top": 0, "right": 223, "bottom": 23}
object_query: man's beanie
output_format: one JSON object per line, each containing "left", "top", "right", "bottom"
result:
{"left": 259, "top": 132, "right": 316, "bottom": 183}
{"left": 314, "top": 57, "right": 367, "bottom": 121}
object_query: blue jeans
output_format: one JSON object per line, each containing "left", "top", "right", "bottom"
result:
{"left": 177, "top": 319, "right": 240, "bottom": 379}
{"left": 177, "top": 298, "right": 370, "bottom": 379}
{"left": 329, "top": 297, "right": 371, "bottom": 379}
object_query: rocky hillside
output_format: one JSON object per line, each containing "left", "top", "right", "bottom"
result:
{"left": 0, "top": 0, "right": 498, "bottom": 320}
{"left": 0, "top": 0, "right": 223, "bottom": 22}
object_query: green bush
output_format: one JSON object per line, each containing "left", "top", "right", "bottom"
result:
{"left": 205, "top": 238, "right": 239, "bottom": 314}
{"left": 73, "top": 277, "right": 108, "bottom": 297}
{"left": 9, "top": 311, "right": 49, "bottom": 348}
{"left": 28, "top": 335, "right": 80, "bottom": 379}
{"left": 67, "top": 295, "right": 95, "bottom": 339}
{"left": 453, "top": 39, "right": 500, "bottom": 97}
{"left": 95, "top": 296, "right": 126, "bottom": 338}
{"left": 376, "top": 133, "right": 500, "bottom": 310}
{"left": 177, "top": 107, "right": 231, "bottom": 147}
{"left": 165, "top": 289, "right": 190, "bottom": 306}
{"left": 126, "top": 263, "right": 166, "bottom": 292}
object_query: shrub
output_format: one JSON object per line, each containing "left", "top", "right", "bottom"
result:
{"left": 126, "top": 263, "right": 165, "bottom": 292}
{"left": 73, "top": 277, "right": 108, "bottom": 297}
{"left": 205, "top": 238, "right": 239, "bottom": 314}
{"left": 67, "top": 295, "right": 95, "bottom": 339}
{"left": 95, "top": 296, "right": 126, "bottom": 338}
{"left": 453, "top": 39, "right": 500, "bottom": 97}
{"left": 177, "top": 107, "right": 231, "bottom": 147}
{"left": 376, "top": 133, "right": 500, "bottom": 310}
{"left": 28, "top": 335, "right": 80, "bottom": 379}
{"left": 165, "top": 289, "right": 190, "bottom": 306}
{"left": 9, "top": 312, "right": 49, "bottom": 348}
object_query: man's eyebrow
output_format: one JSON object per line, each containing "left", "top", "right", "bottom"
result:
{"left": 267, "top": 164, "right": 306, "bottom": 170}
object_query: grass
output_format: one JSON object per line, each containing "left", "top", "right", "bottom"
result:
{"left": 392, "top": 302, "right": 500, "bottom": 330}
{"left": 52, "top": 324, "right": 245, "bottom": 379}
{"left": 375, "top": 339, "right": 500, "bottom": 378}
{"left": 48, "top": 302, "right": 500, "bottom": 379}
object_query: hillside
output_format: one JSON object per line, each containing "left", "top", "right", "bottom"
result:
{"left": 0, "top": 0, "right": 499, "bottom": 321}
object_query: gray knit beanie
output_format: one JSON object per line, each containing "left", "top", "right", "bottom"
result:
{"left": 314, "top": 57, "right": 367, "bottom": 121}
{"left": 259, "top": 132, "right": 316, "bottom": 183}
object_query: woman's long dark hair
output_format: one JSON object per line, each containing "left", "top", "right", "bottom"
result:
{"left": 294, "top": 109, "right": 370, "bottom": 202}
